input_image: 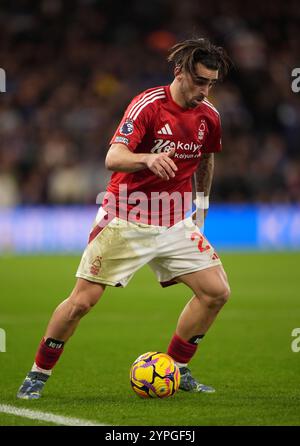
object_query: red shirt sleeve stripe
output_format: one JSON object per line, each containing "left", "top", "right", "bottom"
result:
{"left": 127, "top": 88, "right": 165, "bottom": 119}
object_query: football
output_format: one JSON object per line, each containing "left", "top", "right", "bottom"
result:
{"left": 130, "top": 351, "right": 180, "bottom": 398}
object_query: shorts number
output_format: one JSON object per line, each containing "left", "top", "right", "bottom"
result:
{"left": 191, "top": 232, "right": 211, "bottom": 253}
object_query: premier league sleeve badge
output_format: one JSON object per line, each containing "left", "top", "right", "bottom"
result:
{"left": 119, "top": 119, "right": 134, "bottom": 135}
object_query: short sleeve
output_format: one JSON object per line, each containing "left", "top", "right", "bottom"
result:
{"left": 110, "top": 98, "right": 149, "bottom": 152}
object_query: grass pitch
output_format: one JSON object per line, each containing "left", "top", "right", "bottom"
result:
{"left": 1, "top": 253, "right": 300, "bottom": 426}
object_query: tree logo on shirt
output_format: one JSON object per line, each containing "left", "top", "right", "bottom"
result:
{"left": 90, "top": 256, "right": 102, "bottom": 276}
{"left": 198, "top": 120, "right": 207, "bottom": 141}
{"left": 119, "top": 119, "right": 134, "bottom": 135}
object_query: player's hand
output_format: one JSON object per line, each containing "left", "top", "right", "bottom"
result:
{"left": 145, "top": 148, "right": 177, "bottom": 180}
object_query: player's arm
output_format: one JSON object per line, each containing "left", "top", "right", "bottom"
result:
{"left": 194, "top": 153, "right": 214, "bottom": 219}
{"left": 105, "top": 143, "right": 177, "bottom": 181}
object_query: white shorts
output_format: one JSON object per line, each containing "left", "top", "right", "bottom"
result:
{"left": 76, "top": 209, "right": 222, "bottom": 287}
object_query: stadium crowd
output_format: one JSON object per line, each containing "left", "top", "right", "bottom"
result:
{"left": 0, "top": 0, "right": 299, "bottom": 206}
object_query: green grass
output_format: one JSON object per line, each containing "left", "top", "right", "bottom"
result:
{"left": 1, "top": 253, "right": 300, "bottom": 426}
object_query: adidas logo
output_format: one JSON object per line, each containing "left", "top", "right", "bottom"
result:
{"left": 157, "top": 123, "right": 172, "bottom": 135}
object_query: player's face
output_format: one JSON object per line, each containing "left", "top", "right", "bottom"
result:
{"left": 176, "top": 63, "right": 219, "bottom": 109}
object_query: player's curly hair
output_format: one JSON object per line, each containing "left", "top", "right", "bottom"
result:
{"left": 168, "top": 37, "right": 231, "bottom": 80}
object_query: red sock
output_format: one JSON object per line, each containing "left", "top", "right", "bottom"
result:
{"left": 167, "top": 333, "right": 198, "bottom": 364}
{"left": 35, "top": 338, "right": 64, "bottom": 370}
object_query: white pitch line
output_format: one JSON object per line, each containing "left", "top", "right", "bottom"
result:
{"left": 0, "top": 404, "right": 108, "bottom": 426}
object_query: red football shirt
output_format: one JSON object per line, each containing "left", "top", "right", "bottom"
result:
{"left": 104, "top": 85, "right": 221, "bottom": 226}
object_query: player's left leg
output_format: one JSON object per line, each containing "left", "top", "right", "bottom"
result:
{"left": 167, "top": 265, "right": 230, "bottom": 392}
{"left": 175, "top": 265, "right": 230, "bottom": 339}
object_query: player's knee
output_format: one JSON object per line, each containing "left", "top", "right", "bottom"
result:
{"left": 67, "top": 290, "right": 101, "bottom": 319}
{"left": 205, "top": 283, "right": 231, "bottom": 308}
{"left": 69, "top": 298, "right": 93, "bottom": 319}
{"left": 218, "top": 283, "right": 231, "bottom": 305}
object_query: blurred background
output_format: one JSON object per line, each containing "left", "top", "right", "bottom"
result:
{"left": 0, "top": 0, "right": 300, "bottom": 252}
{"left": 1, "top": 2, "right": 300, "bottom": 427}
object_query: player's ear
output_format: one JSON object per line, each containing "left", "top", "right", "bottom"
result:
{"left": 174, "top": 65, "right": 183, "bottom": 79}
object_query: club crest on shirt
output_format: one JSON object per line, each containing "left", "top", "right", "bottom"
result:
{"left": 198, "top": 120, "right": 207, "bottom": 141}
{"left": 120, "top": 119, "right": 134, "bottom": 135}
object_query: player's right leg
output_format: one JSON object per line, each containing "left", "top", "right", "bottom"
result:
{"left": 17, "top": 278, "right": 105, "bottom": 400}
{"left": 17, "top": 215, "right": 159, "bottom": 400}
